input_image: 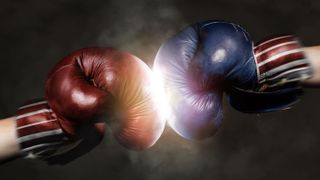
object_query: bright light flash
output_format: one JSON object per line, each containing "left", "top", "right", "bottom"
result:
{"left": 150, "top": 69, "right": 172, "bottom": 122}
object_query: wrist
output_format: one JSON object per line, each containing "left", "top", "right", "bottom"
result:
{"left": 302, "top": 46, "right": 320, "bottom": 86}
{"left": 0, "top": 117, "right": 20, "bottom": 160}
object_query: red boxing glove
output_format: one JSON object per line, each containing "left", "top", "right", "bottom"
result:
{"left": 46, "top": 47, "right": 165, "bottom": 150}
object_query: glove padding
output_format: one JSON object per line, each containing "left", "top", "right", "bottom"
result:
{"left": 46, "top": 47, "right": 165, "bottom": 150}
{"left": 154, "top": 20, "right": 312, "bottom": 140}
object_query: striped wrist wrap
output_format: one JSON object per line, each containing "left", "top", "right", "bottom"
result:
{"left": 254, "top": 35, "right": 312, "bottom": 91}
{"left": 15, "top": 99, "right": 69, "bottom": 159}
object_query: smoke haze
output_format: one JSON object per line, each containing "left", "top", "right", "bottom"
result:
{"left": 1, "top": 0, "right": 320, "bottom": 179}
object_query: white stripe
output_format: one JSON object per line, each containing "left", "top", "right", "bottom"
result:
{"left": 257, "top": 49, "right": 303, "bottom": 67}
{"left": 22, "top": 142, "right": 62, "bottom": 152}
{"left": 268, "top": 74, "right": 310, "bottom": 88}
{"left": 267, "top": 67, "right": 310, "bottom": 81}
{"left": 254, "top": 35, "right": 293, "bottom": 49}
{"left": 17, "top": 129, "right": 63, "bottom": 143}
{"left": 255, "top": 41, "right": 298, "bottom": 57}
{"left": 259, "top": 67, "right": 310, "bottom": 84}
{"left": 16, "top": 109, "right": 53, "bottom": 120}
{"left": 258, "top": 59, "right": 308, "bottom": 81}
{"left": 17, "top": 119, "right": 58, "bottom": 130}
{"left": 18, "top": 101, "right": 48, "bottom": 110}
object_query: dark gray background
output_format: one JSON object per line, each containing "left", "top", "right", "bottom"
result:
{"left": 1, "top": 0, "right": 320, "bottom": 179}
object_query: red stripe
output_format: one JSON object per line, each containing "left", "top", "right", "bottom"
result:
{"left": 16, "top": 112, "right": 56, "bottom": 127}
{"left": 254, "top": 36, "right": 296, "bottom": 53}
{"left": 16, "top": 103, "right": 57, "bottom": 127}
{"left": 255, "top": 43, "right": 301, "bottom": 63}
{"left": 258, "top": 52, "right": 305, "bottom": 74}
{"left": 17, "top": 120, "right": 61, "bottom": 137}
{"left": 16, "top": 99, "right": 61, "bottom": 138}
{"left": 17, "top": 103, "right": 50, "bottom": 116}
{"left": 263, "top": 64, "right": 309, "bottom": 81}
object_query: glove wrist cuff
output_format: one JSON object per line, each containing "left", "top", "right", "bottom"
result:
{"left": 253, "top": 35, "right": 313, "bottom": 91}
{"left": 15, "top": 99, "right": 68, "bottom": 159}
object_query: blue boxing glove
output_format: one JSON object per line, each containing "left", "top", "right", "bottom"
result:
{"left": 153, "top": 20, "right": 312, "bottom": 140}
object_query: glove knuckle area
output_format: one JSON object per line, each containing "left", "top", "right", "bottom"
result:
{"left": 47, "top": 47, "right": 165, "bottom": 150}
{"left": 46, "top": 51, "right": 108, "bottom": 123}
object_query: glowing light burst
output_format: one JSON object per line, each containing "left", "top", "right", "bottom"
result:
{"left": 150, "top": 68, "right": 173, "bottom": 124}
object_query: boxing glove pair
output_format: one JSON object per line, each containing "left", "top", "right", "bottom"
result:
{"left": 15, "top": 20, "right": 313, "bottom": 161}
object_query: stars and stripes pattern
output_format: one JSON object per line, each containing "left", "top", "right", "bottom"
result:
{"left": 15, "top": 99, "right": 67, "bottom": 159}
{"left": 253, "top": 35, "right": 312, "bottom": 90}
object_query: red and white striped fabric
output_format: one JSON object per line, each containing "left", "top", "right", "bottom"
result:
{"left": 253, "top": 35, "right": 312, "bottom": 90}
{"left": 15, "top": 99, "right": 69, "bottom": 159}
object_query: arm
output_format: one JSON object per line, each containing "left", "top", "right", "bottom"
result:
{"left": 0, "top": 117, "right": 20, "bottom": 161}
{"left": 0, "top": 99, "right": 105, "bottom": 165}
{"left": 303, "top": 46, "right": 320, "bottom": 86}
{"left": 0, "top": 99, "right": 69, "bottom": 162}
